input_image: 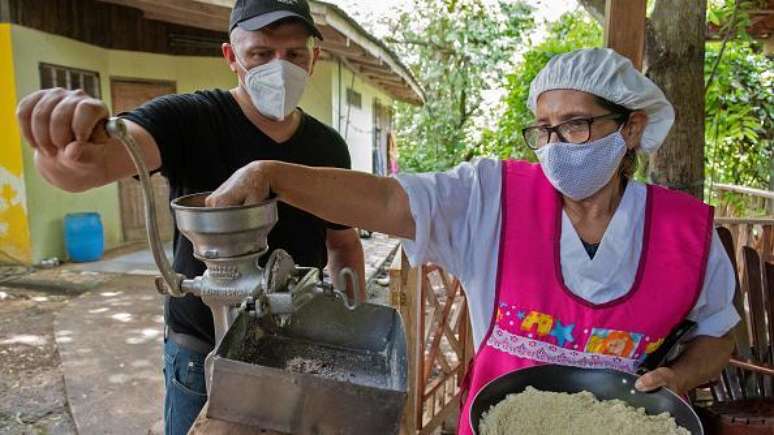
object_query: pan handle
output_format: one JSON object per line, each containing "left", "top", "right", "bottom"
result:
{"left": 636, "top": 319, "right": 696, "bottom": 375}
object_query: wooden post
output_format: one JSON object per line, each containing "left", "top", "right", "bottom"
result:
{"left": 604, "top": 0, "right": 647, "bottom": 70}
{"left": 393, "top": 249, "right": 423, "bottom": 435}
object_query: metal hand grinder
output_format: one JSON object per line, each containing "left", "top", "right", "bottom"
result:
{"left": 104, "top": 117, "right": 407, "bottom": 435}
{"left": 104, "top": 118, "right": 360, "bottom": 342}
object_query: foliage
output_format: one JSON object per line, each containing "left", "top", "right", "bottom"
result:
{"left": 704, "top": 0, "right": 773, "bottom": 200}
{"left": 478, "top": 10, "right": 603, "bottom": 161}
{"left": 385, "top": 0, "right": 534, "bottom": 172}
{"left": 390, "top": 0, "right": 772, "bottom": 205}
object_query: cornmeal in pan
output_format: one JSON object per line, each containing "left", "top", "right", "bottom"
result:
{"left": 479, "top": 387, "right": 690, "bottom": 435}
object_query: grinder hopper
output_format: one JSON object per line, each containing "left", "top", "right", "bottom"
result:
{"left": 171, "top": 193, "right": 277, "bottom": 260}
{"left": 209, "top": 295, "right": 408, "bottom": 434}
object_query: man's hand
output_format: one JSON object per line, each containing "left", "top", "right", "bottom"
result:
{"left": 16, "top": 88, "right": 112, "bottom": 192}
{"left": 635, "top": 367, "right": 686, "bottom": 395}
{"left": 206, "top": 161, "right": 272, "bottom": 207}
{"left": 326, "top": 228, "right": 366, "bottom": 303}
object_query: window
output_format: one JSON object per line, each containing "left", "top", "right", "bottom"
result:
{"left": 39, "top": 63, "right": 101, "bottom": 98}
{"left": 346, "top": 88, "right": 362, "bottom": 109}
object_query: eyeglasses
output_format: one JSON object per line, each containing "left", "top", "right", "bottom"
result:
{"left": 522, "top": 113, "right": 628, "bottom": 150}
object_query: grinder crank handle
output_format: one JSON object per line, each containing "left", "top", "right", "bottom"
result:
{"left": 100, "top": 117, "right": 186, "bottom": 297}
{"left": 331, "top": 268, "right": 362, "bottom": 310}
{"left": 287, "top": 267, "right": 362, "bottom": 311}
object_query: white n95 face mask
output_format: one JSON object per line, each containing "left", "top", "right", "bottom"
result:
{"left": 534, "top": 131, "right": 628, "bottom": 201}
{"left": 237, "top": 57, "right": 309, "bottom": 121}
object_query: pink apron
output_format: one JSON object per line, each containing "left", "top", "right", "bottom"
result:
{"left": 458, "top": 160, "right": 713, "bottom": 434}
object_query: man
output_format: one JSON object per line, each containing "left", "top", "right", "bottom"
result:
{"left": 16, "top": 0, "right": 366, "bottom": 433}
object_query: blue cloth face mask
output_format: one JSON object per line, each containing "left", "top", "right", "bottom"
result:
{"left": 534, "top": 131, "right": 628, "bottom": 201}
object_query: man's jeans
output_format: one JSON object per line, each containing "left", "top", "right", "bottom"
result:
{"left": 163, "top": 339, "right": 207, "bottom": 435}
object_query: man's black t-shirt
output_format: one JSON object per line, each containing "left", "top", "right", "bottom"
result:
{"left": 122, "top": 89, "right": 351, "bottom": 346}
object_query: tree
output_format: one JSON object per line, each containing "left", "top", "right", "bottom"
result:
{"left": 479, "top": 11, "right": 603, "bottom": 161}
{"left": 705, "top": 1, "right": 773, "bottom": 214}
{"left": 385, "top": 0, "right": 534, "bottom": 172}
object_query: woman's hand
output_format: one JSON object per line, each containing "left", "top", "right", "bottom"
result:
{"left": 205, "top": 160, "right": 415, "bottom": 238}
{"left": 206, "top": 161, "right": 273, "bottom": 207}
{"left": 635, "top": 367, "right": 686, "bottom": 395}
{"left": 635, "top": 333, "right": 736, "bottom": 396}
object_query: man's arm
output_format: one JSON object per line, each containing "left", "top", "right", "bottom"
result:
{"left": 16, "top": 88, "right": 161, "bottom": 192}
{"left": 206, "top": 160, "right": 416, "bottom": 239}
{"left": 636, "top": 332, "right": 736, "bottom": 395}
{"left": 326, "top": 228, "right": 367, "bottom": 302}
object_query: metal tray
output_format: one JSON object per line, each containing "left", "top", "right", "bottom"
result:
{"left": 207, "top": 295, "right": 408, "bottom": 434}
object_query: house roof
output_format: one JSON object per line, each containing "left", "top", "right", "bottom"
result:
{"left": 98, "top": 0, "right": 424, "bottom": 104}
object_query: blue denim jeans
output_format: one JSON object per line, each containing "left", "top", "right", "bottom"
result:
{"left": 163, "top": 339, "right": 208, "bottom": 435}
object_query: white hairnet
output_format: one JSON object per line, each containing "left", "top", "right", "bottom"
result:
{"left": 527, "top": 48, "right": 675, "bottom": 154}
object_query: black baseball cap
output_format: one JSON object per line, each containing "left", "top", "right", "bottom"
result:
{"left": 229, "top": 0, "right": 324, "bottom": 40}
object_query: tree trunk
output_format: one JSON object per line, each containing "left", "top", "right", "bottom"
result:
{"left": 581, "top": 0, "right": 708, "bottom": 199}
{"left": 645, "top": 0, "right": 707, "bottom": 199}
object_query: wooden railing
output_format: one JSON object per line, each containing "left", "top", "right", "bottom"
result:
{"left": 389, "top": 251, "right": 474, "bottom": 435}
{"left": 715, "top": 217, "right": 774, "bottom": 264}
{"left": 711, "top": 182, "right": 773, "bottom": 272}
{"left": 711, "top": 183, "right": 774, "bottom": 218}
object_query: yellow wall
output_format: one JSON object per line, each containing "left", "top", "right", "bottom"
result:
{"left": 331, "top": 62, "right": 394, "bottom": 173}
{"left": 0, "top": 24, "right": 32, "bottom": 263}
{"left": 9, "top": 25, "right": 243, "bottom": 263}
{"left": 300, "top": 60, "right": 333, "bottom": 126}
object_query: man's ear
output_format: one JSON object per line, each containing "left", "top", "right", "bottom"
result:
{"left": 223, "top": 43, "right": 238, "bottom": 73}
{"left": 309, "top": 46, "right": 321, "bottom": 76}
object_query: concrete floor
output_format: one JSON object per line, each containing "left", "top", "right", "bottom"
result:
{"left": 71, "top": 244, "right": 173, "bottom": 276}
{"left": 55, "top": 275, "right": 164, "bottom": 435}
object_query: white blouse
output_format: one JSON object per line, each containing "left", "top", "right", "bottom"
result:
{"left": 396, "top": 158, "right": 740, "bottom": 350}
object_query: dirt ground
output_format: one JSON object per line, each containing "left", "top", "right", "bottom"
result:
{"left": 0, "top": 236, "right": 399, "bottom": 435}
{"left": 0, "top": 287, "right": 76, "bottom": 435}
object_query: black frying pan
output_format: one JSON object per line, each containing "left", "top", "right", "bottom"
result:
{"left": 470, "top": 320, "right": 703, "bottom": 434}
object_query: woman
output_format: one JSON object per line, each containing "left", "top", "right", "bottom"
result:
{"left": 207, "top": 48, "right": 738, "bottom": 433}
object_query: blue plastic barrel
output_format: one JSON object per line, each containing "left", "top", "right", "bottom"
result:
{"left": 64, "top": 212, "right": 104, "bottom": 263}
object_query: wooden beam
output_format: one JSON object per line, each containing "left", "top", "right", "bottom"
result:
{"left": 342, "top": 54, "right": 387, "bottom": 70}
{"left": 317, "top": 24, "right": 348, "bottom": 44}
{"left": 319, "top": 44, "right": 373, "bottom": 62}
{"left": 355, "top": 62, "right": 393, "bottom": 76}
{"left": 101, "top": 0, "right": 229, "bottom": 32}
{"left": 103, "top": 0, "right": 229, "bottom": 19}
{"left": 604, "top": 0, "right": 647, "bottom": 70}
{"left": 367, "top": 74, "right": 405, "bottom": 86}
{"left": 144, "top": 11, "right": 227, "bottom": 32}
